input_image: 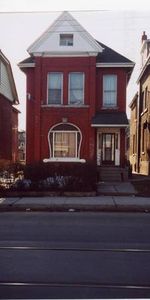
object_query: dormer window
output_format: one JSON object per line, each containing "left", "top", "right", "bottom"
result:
{"left": 60, "top": 34, "right": 73, "bottom": 46}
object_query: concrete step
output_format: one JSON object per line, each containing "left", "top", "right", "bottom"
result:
{"left": 98, "top": 167, "right": 128, "bottom": 182}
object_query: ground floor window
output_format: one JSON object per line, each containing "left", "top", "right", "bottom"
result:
{"left": 48, "top": 123, "right": 81, "bottom": 160}
{"left": 54, "top": 131, "right": 76, "bottom": 158}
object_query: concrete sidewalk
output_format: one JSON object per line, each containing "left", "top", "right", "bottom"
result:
{"left": 0, "top": 195, "right": 150, "bottom": 212}
{"left": 97, "top": 181, "right": 137, "bottom": 196}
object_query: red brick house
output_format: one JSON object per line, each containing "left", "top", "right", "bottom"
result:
{"left": 0, "top": 50, "right": 19, "bottom": 165}
{"left": 19, "top": 11, "right": 134, "bottom": 177}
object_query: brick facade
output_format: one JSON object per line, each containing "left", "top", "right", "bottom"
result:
{"left": 19, "top": 12, "right": 134, "bottom": 168}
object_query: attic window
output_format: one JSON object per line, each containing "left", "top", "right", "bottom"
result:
{"left": 60, "top": 34, "right": 73, "bottom": 46}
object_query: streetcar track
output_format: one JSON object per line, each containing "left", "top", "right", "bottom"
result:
{"left": 0, "top": 246, "right": 150, "bottom": 252}
{"left": 0, "top": 281, "right": 150, "bottom": 290}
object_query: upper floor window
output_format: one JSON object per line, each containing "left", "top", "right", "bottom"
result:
{"left": 60, "top": 34, "right": 73, "bottom": 46}
{"left": 69, "top": 72, "right": 84, "bottom": 105}
{"left": 47, "top": 72, "right": 63, "bottom": 104}
{"left": 142, "top": 86, "right": 148, "bottom": 111}
{"left": 103, "top": 75, "right": 117, "bottom": 107}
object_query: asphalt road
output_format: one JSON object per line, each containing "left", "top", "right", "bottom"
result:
{"left": 0, "top": 211, "right": 150, "bottom": 298}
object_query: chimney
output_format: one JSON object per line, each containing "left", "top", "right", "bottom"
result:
{"left": 141, "top": 31, "right": 147, "bottom": 43}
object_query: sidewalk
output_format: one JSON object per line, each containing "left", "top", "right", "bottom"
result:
{"left": 97, "top": 181, "right": 137, "bottom": 196}
{"left": 0, "top": 195, "right": 150, "bottom": 212}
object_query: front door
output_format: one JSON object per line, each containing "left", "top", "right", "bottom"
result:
{"left": 102, "top": 133, "right": 115, "bottom": 165}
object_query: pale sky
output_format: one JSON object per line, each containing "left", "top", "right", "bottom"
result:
{"left": 1, "top": 0, "right": 150, "bottom": 130}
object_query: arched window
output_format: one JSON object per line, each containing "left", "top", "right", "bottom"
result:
{"left": 44, "top": 123, "right": 85, "bottom": 162}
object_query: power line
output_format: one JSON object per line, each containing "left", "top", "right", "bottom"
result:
{"left": 0, "top": 9, "right": 110, "bottom": 14}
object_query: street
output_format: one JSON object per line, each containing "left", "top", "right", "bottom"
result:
{"left": 0, "top": 211, "right": 150, "bottom": 298}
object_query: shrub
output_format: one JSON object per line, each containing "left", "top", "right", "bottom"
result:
{"left": 23, "top": 161, "right": 97, "bottom": 192}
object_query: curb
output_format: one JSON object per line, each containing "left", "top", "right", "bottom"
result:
{"left": 0, "top": 204, "right": 150, "bottom": 213}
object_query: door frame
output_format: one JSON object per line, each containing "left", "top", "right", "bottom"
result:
{"left": 102, "top": 133, "right": 115, "bottom": 165}
{"left": 97, "top": 128, "right": 120, "bottom": 166}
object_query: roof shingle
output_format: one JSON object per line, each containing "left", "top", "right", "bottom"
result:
{"left": 91, "top": 111, "right": 129, "bottom": 126}
{"left": 96, "top": 41, "right": 134, "bottom": 64}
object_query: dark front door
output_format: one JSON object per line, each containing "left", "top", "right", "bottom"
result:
{"left": 102, "top": 133, "right": 115, "bottom": 165}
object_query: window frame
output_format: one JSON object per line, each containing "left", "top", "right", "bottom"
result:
{"left": 47, "top": 123, "right": 83, "bottom": 162}
{"left": 103, "top": 74, "right": 117, "bottom": 108}
{"left": 68, "top": 72, "right": 85, "bottom": 105}
{"left": 59, "top": 34, "right": 73, "bottom": 46}
{"left": 47, "top": 72, "right": 63, "bottom": 105}
{"left": 53, "top": 131, "right": 78, "bottom": 158}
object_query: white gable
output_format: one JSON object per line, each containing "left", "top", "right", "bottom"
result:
{"left": 0, "top": 61, "right": 14, "bottom": 102}
{"left": 28, "top": 11, "right": 103, "bottom": 56}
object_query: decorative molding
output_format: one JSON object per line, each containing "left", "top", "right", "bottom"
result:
{"left": 18, "top": 63, "right": 35, "bottom": 68}
{"left": 91, "top": 124, "right": 128, "bottom": 128}
{"left": 96, "top": 63, "right": 135, "bottom": 68}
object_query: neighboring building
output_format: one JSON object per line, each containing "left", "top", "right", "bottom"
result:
{"left": 0, "top": 50, "right": 19, "bottom": 166}
{"left": 129, "top": 93, "right": 138, "bottom": 173}
{"left": 19, "top": 11, "right": 134, "bottom": 178}
{"left": 12, "top": 106, "right": 20, "bottom": 163}
{"left": 130, "top": 32, "right": 150, "bottom": 175}
{"left": 18, "top": 130, "right": 26, "bottom": 163}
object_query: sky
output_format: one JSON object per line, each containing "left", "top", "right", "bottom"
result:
{"left": 1, "top": 0, "right": 150, "bottom": 130}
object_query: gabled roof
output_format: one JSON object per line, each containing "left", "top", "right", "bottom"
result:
{"left": 91, "top": 111, "right": 128, "bottom": 127}
{"left": 27, "top": 11, "right": 103, "bottom": 56}
{"left": 18, "top": 11, "right": 134, "bottom": 75}
{"left": 0, "top": 50, "right": 19, "bottom": 104}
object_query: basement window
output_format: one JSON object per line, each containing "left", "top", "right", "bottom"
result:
{"left": 60, "top": 34, "right": 73, "bottom": 46}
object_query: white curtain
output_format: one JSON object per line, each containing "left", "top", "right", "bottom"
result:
{"left": 48, "top": 73, "right": 62, "bottom": 104}
{"left": 69, "top": 73, "right": 84, "bottom": 104}
{"left": 103, "top": 75, "right": 117, "bottom": 106}
{"left": 48, "top": 73, "right": 62, "bottom": 89}
{"left": 54, "top": 132, "right": 76, "bottom": 157}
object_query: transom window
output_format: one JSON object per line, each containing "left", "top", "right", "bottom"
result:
{"left": 103, "top": 75, "right": 117, "bottom": 107}
{"left": 49, "top": 123, "right": 81, "bottom": 159}
{"left": 47, "top": 72, "right": 63, "bottom": 104}
{"left": 69, "top": 72, "right": 84, "bottom": 105}
{"left": 60, "top": 34, "right": 73, "bottom": 46}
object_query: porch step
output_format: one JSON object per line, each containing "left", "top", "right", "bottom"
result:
{"left": 98, "top": 167, "right": 128, "bottom": 182}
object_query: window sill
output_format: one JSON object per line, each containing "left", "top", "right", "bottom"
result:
{"left": 41, "top": 104, "right": 89, "bottom": 108}
{"left": 43, "top": 158, "right": 86, "bottom": 163}
{"left": 101, "top": 106, "right": 118, "bottom": 110}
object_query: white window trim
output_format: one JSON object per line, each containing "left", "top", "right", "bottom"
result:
{"left": 68, "top": 72, "right": 85, "bottom": 105}
{"left": 102, "top": 74, "right": 117, "bottom": 108}
{"left": 44, "top": 122, "right": 85, "bottom": 163}
{"left": 47, "top": 72, "right": 63, "bottom": 105}
{"left": 59, "top": 34, "right": 73, "bottom": 46}
{"left": 96, "top": 129, "right": 120, "bottom": 166}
